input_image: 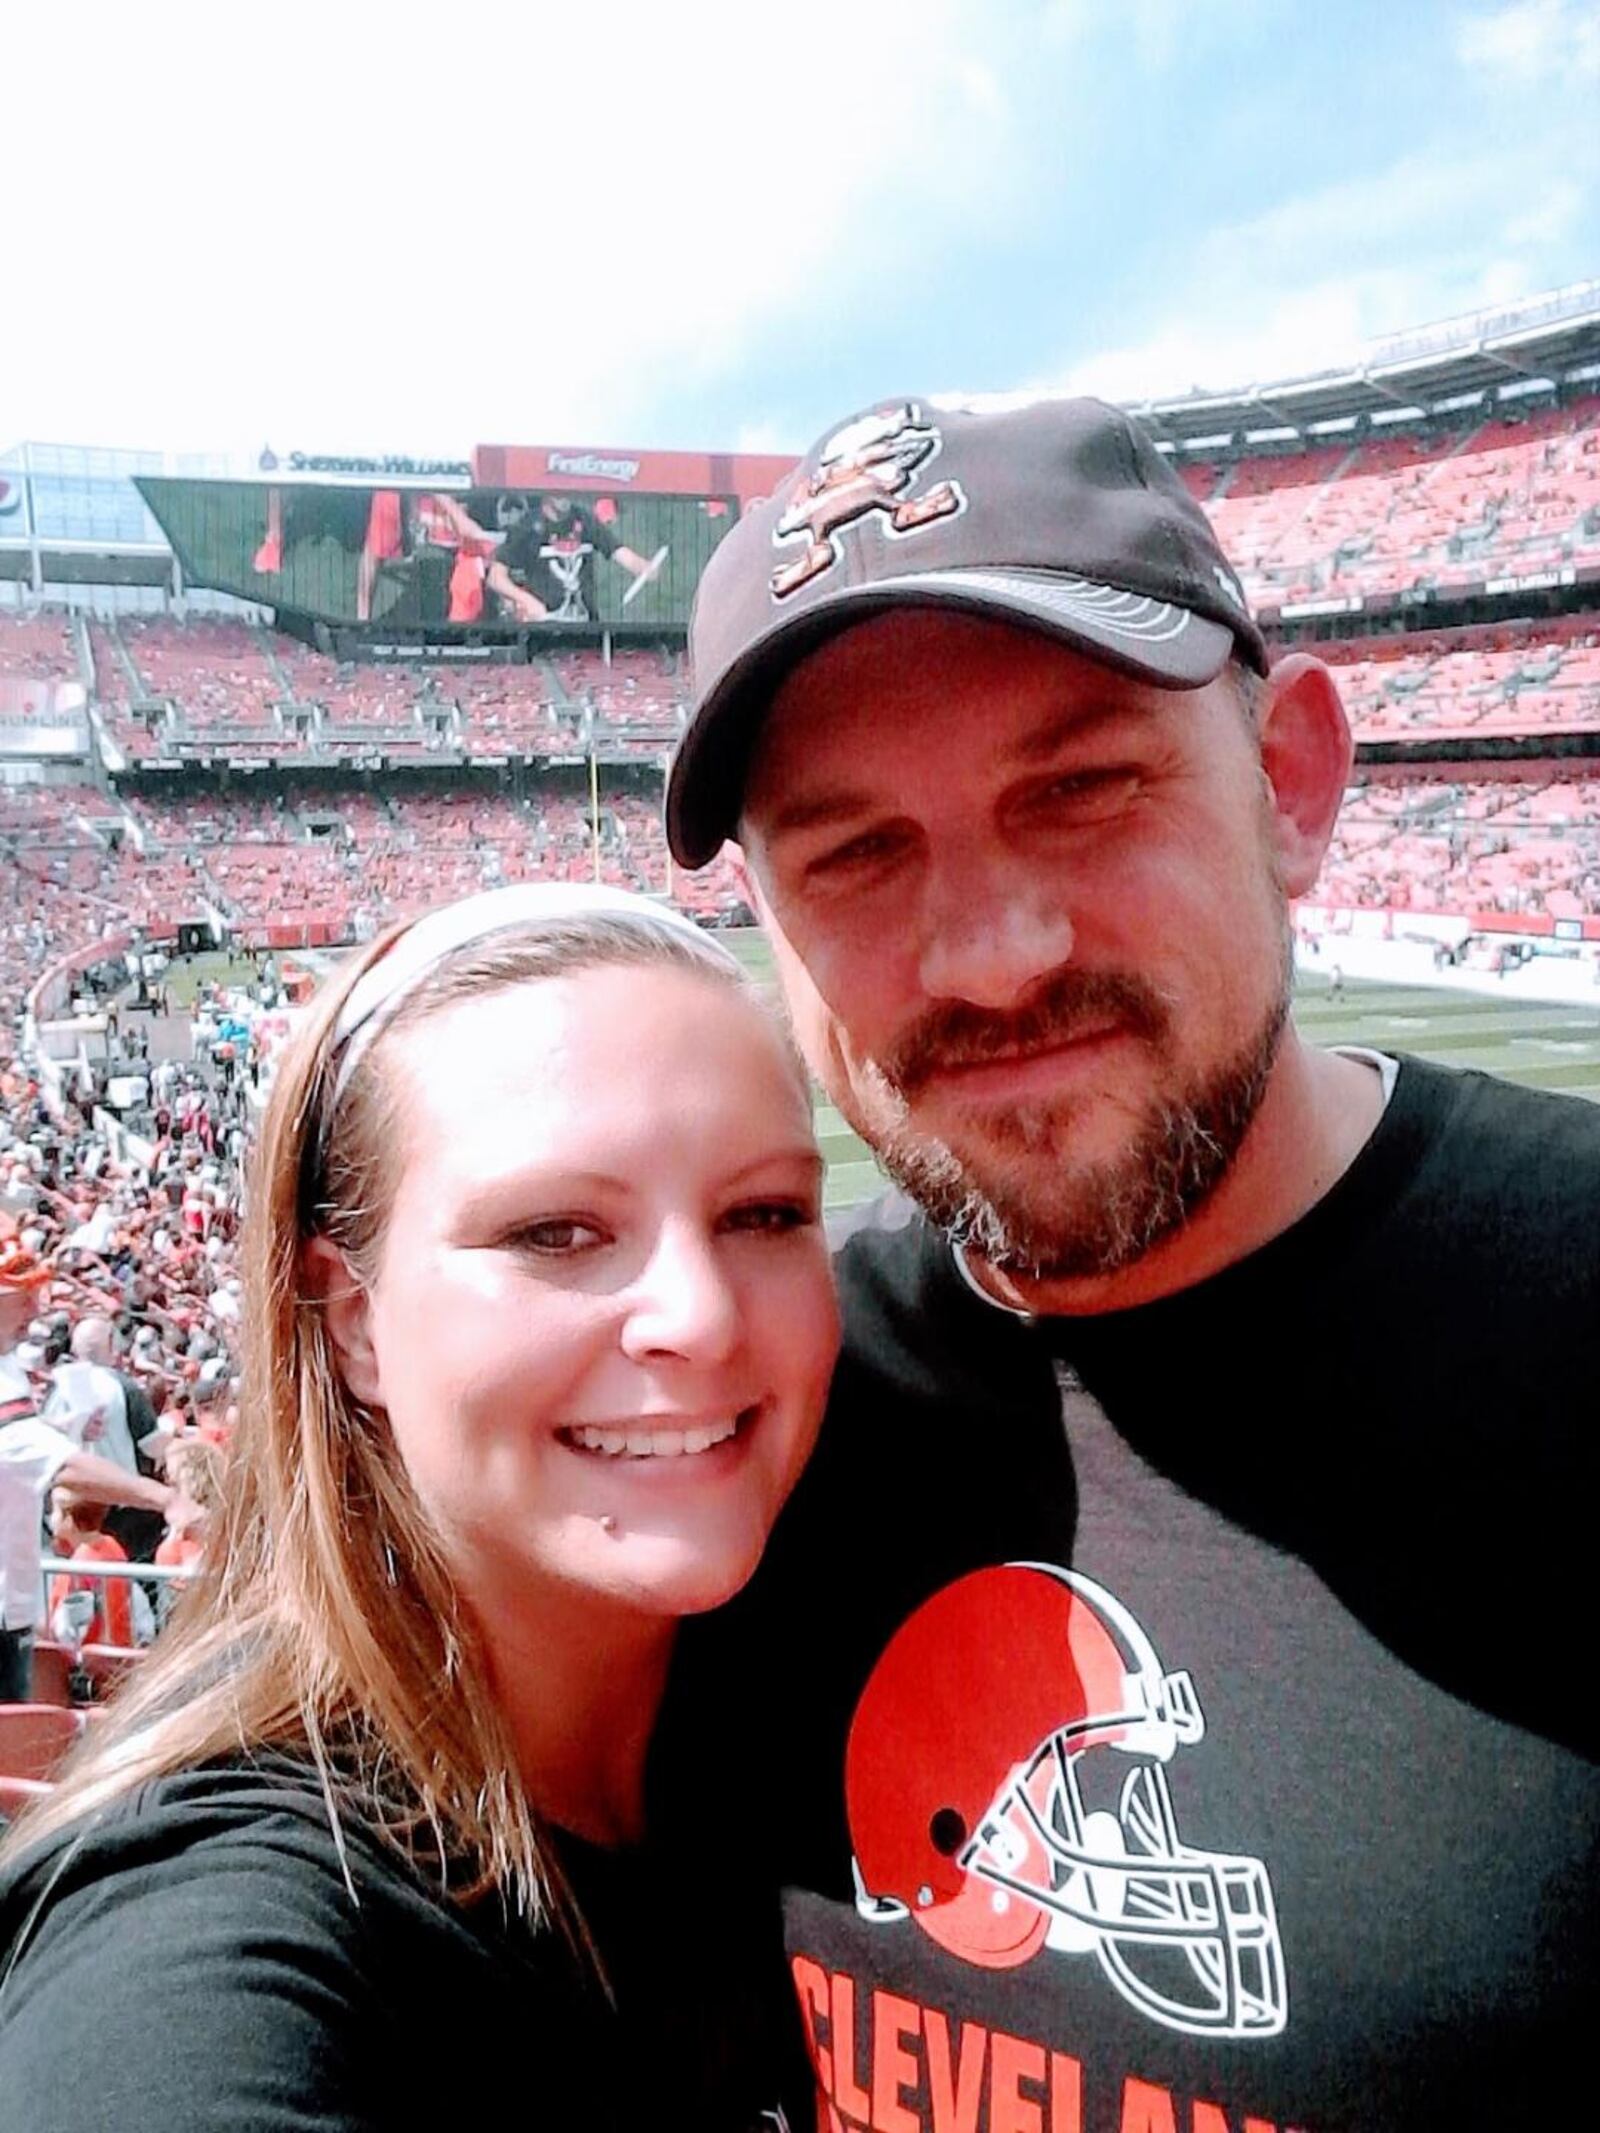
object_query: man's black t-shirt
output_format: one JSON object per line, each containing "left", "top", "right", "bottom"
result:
{"left": 498, "top": 502, "right": 619, "bottom": 621}
{"left": 661, "top": 1057, "right": 1600, "bottom": 2133}
{"left": 103, "top": 1371, "right": 163, "bottom": 1564}
{"left": 0, "top": 1754, "right": 792, "bottom": 2132}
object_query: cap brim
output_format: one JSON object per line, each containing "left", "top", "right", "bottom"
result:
{"left": 667, "top": 567, "right": 1237, "bottom": 869}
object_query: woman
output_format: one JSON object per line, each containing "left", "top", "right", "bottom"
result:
{"left": 0, "top": 884, "right": 838, "bottom": 2131}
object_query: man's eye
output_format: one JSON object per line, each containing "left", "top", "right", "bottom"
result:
{"left": 807, "top": 829, "right": 902, "bottom": 878}
{"left": 1035, "top": 770, "right": 1138, "bottom": 816}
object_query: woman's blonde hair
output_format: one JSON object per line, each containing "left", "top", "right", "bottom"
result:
{"left": 162, "top": 1437, "right": 228, "bottom": 1517}
{"left": 1, "top": 903, "right": 761, "bottom": 1925}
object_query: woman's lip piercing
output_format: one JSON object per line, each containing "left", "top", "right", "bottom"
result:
{"left": 598, "top": 1514, "right": 617, "bottom": 1534}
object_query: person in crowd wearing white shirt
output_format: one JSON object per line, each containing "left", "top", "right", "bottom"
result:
{"left": 0, "top": 1253, "right": 179, "bottom": 1702}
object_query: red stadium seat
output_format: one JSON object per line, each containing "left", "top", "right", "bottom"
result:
{"left": 76, "top": 1646, "right": 141, "bottom": 1696}
{"left": 27, "top": 1641, "right": 75, "bottom": 1708}
{"left": 0, "top": 1773, "right": 52, "bottom": 1820}
{"left": 0, "top": 1704, "right": 87, "bottom": 1784}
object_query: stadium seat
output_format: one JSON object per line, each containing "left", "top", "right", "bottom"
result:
{"left": 0, "top": 1773, "right": 52, "bottom": 1822}
{"left": 0, "top": 1704, "right": 87, "bottom": 1785}
{"left": 76, "top": 1645, "right": 141, "bottom": 1697}
{"left": 27, "top": 1641, "right": 74, "bottom": 1708}
{"left": 3, "top": 399, "right": 1599, "bottom": 972}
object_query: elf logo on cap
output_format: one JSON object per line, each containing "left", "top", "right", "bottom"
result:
{"left": 770, "top": 403, "right": 964, "bottom": 600}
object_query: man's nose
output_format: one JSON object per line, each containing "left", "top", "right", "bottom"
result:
{"left": 915, "top": 861, "right": 1075, "bottom": 1008}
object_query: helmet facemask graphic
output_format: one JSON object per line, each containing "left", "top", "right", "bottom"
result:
{"left": 845, "top": 1564, "right": 1287, "bottom": 2039}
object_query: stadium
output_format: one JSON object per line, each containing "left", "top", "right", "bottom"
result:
{"left": 0, "top": 276, "right": 1595, "bottom": 1726}
{"left": 4, "top": 281, "right": 1600, "bottom": 1212}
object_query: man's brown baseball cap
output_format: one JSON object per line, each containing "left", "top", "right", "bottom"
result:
{"left": 666, "top": 394, "right": 1269, "bottom": 869}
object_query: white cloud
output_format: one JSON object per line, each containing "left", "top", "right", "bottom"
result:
{"left": 1041, "top": 0, "right": 1276, "bottom": 66}
{"left": 732, "top": 417, "right": 798, "bottom": 456}
{"left": 1059, "top": 296, "right": 1351, "bottom": 403}
{"left": 1475, "top": 258, "right": 1537, "bottom": 308}
{"left": 8, "top": 2, "right": 1596, "bottom": 456}
{"left": 1128, "top": 0, "right": 1190, "bottom": 69}
{"left": 1456, "top": 0, "right": 1600, "bottom": 81}
{"left": 1039, "top": 1, "right": 1095, "bottom": 48}
{"left": 1047, "top": 131, "right": 1598, "bottom": 403}
{"left": 8, "top": 0, "right": 1016, "bottom": 454}
{"left": 1502, "top": 177, "right": 1586, "bottom": 251}
{"left": 950, "top": 57, "right": 1007, "bottom": 116}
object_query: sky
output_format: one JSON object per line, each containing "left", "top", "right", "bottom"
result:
{"left": 8, "top": 0, "right": 1598, "bottom": 462}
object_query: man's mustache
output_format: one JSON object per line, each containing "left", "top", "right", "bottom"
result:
{"left": 879, "top": 968, "right": 1171, "bottom": 1098}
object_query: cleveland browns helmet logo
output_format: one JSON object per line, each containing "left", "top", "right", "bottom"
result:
{"left": 845, "top": 1563, "right": 1287, "bottom": 2039}
{"left": 769, "top": 403, "right": 965, "bottom": 599}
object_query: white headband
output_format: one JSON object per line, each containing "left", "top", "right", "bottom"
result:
{"left": 329, "top": 883, "right": 741, "bottom": 1105}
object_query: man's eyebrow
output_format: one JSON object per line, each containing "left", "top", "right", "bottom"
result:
{"left": 760, "top": 789, "right": 882, "bottom": 841}
{"left": 1006, "top": 696, "right": 1158, "bottom": 764}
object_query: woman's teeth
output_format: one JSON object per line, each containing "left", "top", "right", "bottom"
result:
{"left": 566, "top": 1418, "right": 742, "bottom": 1459}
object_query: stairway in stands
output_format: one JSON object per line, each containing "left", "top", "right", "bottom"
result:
{"left": 255, "top": 624, "right": 296, "bottom": 700}
{"left": 535, "top": 652, "right": 574, "bottom": 709}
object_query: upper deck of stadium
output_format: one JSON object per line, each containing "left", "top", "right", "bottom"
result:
{"left": 5, "top": 282, "right": 1598, "bottom": 617}
{"left": 2, "top": 283, "right": 1599, "bottom": 949}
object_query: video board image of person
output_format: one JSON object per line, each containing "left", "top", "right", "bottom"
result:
{"left": 254, "top": 488, "right": 498, "bottom": 623}
{"left": 359, "top": 491, "right": 501, "bottom": 624}
{"left": 485, "top": 494, "right": 666, "bottom": 624}
{"left": 245, "top": 485, "right": 373, "bottom": 615}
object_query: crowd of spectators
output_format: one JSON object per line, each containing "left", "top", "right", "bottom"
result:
{"left": 1318, "top": 772, "right": 1600, "bottom": 921}
{"left": 1322, "top": 618, "right": 1600, "bottom": 738}
{"left": 0, "top": 1001, "right": 253, "bottom": 1703}
{"left": 61, "top": 617, "right": 687, "bottom": 761}
{"left": 119, "top": 619, "right": 280, "bottom": 725}
{"left": 8, "top": 591, "right": 1600, "bottom": 937}
{"left": 1194, "top": 392, "right": 1600, "bottom": 610}
{"left": 0, "top": 617, "right": 76, "bottom": 684}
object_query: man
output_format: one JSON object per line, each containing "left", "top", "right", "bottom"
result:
{"left": 358, "top": 488, "right": 499, "bottom": 625}
{"left": 45, "top": 1315, "right": 165, "bottom": 1562}
{"left": 45, "top": 1488, "right": 137, "bottom": 1650}
{"left": 486, "top": 492, "right": 659, "bottom": 624}
{"left": 0, "top": 1250, "right": 179, "bottom": 1701}
{"left": 659, "top": 398, "right": 1599, "bottom": 2133}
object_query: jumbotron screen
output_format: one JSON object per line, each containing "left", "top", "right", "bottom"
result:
{"left": 134, "top": 477, "right": 738, "bottom": 630}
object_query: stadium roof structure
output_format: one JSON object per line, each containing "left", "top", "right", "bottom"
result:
{"left": 1129, "top": 281, "right": 1600, "bottom": 452}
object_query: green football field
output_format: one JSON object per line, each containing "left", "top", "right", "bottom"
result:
{"left": 720, "top": 931, "right": 1600, "bottom": 1211}
{"left": 173, "top": 933, "right": 1600, "bottom": 1213}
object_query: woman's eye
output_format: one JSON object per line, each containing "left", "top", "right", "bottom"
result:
{"left": 510, "top": 1218, "right": 606, "bottom": 1255}
{"left": 722, "top": 1200, "right": 816, "bottom": 1235}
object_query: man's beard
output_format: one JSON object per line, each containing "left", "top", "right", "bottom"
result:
{"left": 839, "top": 949, "right": 1291, "bottom": 1284}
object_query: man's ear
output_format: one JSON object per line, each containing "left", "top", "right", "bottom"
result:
{"left": 1255, "top": 654, "right": 1354, "bottom": 898}
{"left": 727, "top": 840, "right": 762, "bottom": 915}
{"left": 301, "top": 1237, "right": 382, "bottom": 1409}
